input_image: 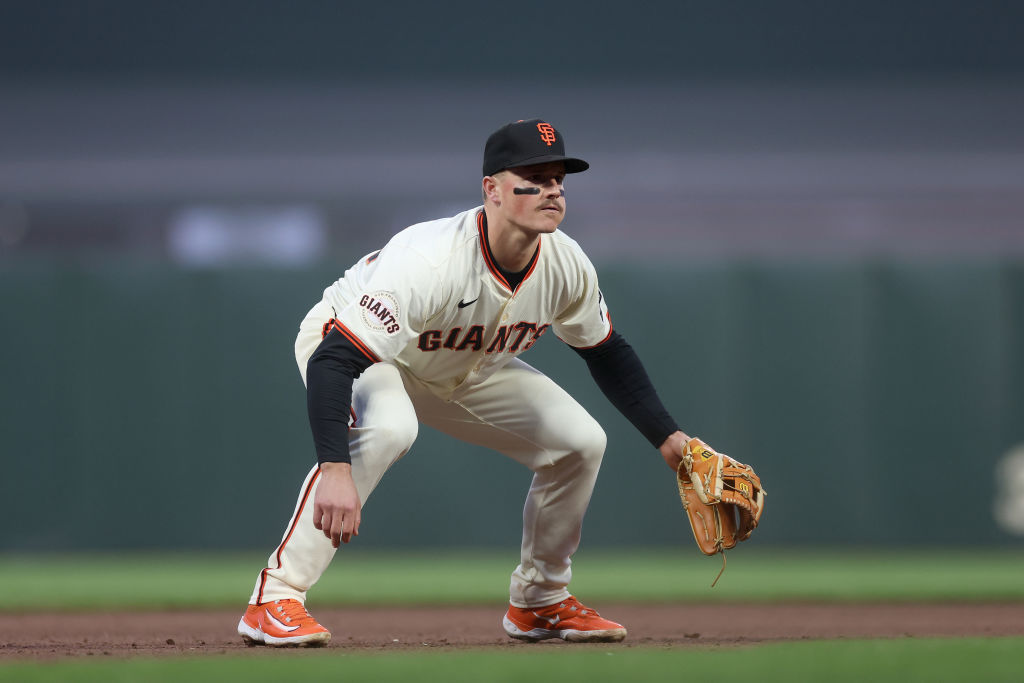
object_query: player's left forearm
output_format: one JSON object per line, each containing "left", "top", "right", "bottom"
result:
{"left": 572, "top": 331, "right": 679, "bottom": 448}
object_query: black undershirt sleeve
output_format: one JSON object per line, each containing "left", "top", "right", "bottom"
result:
{"left": 572, "top": 331, "right": 679, "bottom": 448}
{"left": 306, "top": 327, "right": 376, "bottom": 464}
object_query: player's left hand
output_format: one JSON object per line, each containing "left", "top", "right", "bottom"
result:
{"left": 658, "top": 431, "right": 690, "bottom": 471}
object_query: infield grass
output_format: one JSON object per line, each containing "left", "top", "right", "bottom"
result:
{"left": 1, "top": 547, "right": 1023, "bottom": 611}
{"left": 2, "top": 637, "right": 1023, "bottom": 682}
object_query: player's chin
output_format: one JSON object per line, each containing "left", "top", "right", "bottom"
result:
{"left": 536, "top": 210, "right": 563, "bottom": 231}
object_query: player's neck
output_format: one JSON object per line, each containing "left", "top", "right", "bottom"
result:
{"left": 483, "top": 209, "right": 543, "bottom": 272}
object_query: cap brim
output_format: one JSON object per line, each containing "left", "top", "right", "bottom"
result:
{"left": 492, "top": 155, "right": 590, "bottom": 175}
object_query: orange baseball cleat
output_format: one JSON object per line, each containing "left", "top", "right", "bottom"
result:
{"left": 237, "top": 599, "right": 331, "bottom": 647}
{"left": 503, "top": 595, "right": 627, "bottom": 642}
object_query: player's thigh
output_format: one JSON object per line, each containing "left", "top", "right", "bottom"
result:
{"left": 295, "top": 300, "right": 335, "bottom": 386}
{"left": 350, "top": 362, "right": 418, "bottom": 455}
{"left": 292, "top": 302, "right": 418, "bottom": 499}
{"left": 347, "top": 363, "right": 419, "bottom": 500}
{"left": 411, "top": 359, "right": 606, "bottom": 469}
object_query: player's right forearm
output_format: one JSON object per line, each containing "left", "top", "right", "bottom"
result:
{"left": 305, "top": 331, "right": 375, "bottom": 464}
{"left": 306, "top": 357, "right": 354, "bottom": 464}
{"left": 318, "top": 460, "right": 354, "bottom": 476}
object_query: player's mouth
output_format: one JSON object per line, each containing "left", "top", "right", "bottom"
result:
{"left": 539, "top": 203, "right": 563, "bottom": 214}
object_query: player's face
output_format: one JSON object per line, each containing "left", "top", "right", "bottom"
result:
{"left": 493, "top": 162, "right": 567, "bottom": 234}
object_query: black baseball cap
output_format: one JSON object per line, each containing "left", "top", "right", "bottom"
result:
{"left": 482, "top": 118, "right": 589, "bottom": 177}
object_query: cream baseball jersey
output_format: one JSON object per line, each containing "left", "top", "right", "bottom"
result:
{"left": 320, "top": 207, "right": 612, "bottom": 400}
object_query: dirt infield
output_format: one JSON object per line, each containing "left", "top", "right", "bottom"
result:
{"left": 2, "top": 603, "right": 1022, "bottom": 660}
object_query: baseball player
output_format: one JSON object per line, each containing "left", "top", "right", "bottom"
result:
{"left": 239, "top": 119, "right": 693, "bottom": 646}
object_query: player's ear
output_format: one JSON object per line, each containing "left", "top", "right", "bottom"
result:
{"left": 482, "top": 175, "right": 501, "bottom": 205}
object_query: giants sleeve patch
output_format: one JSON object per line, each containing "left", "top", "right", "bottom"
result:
{"left": 359, "top": 291, "right": 401, "bottom": 335}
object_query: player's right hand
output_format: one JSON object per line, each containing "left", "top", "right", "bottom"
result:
{"left": 313, "top": 462, "right": 362, "bottom": 548}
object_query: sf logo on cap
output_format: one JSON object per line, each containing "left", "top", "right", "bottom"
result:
{"left": 537, "top": 122, "right": 557, "bottom": 146}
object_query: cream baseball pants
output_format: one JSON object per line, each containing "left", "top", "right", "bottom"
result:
{"left": 249, "top": 301, "right": 606, "bottom": 609}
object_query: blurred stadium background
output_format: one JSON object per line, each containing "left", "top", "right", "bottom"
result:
{"left": 1, "top": 1, "right": 1022, "bottom": 552}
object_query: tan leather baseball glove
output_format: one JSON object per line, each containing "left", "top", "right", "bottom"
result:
{"left": 677, "top": 437, "right": 765, "bottom": 577}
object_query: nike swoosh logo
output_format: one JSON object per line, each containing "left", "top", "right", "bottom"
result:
{"left": 264, "top": 610, "right": 300, "bottom": 632}
{"left": 533, "top": 612, "right": 561, "bottom": 626}
{"left": 457, "top": 298, "right": 478, "bottom": 308}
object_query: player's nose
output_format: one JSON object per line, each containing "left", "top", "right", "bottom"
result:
{"left": 542, "top": 178, "right": 564, "bottom": 196}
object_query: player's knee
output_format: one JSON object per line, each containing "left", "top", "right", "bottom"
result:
{"left": 373, "top": 420, "right": 418, "bottom": 457}
{"left": 570, "top": 418, "right": 606, "bottom": 467}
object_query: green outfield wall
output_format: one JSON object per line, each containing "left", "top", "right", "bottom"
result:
{"left": 1, "top": 259, "right": 1022, "bottom": 550}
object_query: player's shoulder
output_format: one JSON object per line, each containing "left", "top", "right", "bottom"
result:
{"left": 388, "top": 207, "right": 480, "bottom": 263}
{"left": 544, "top": 228, "right": 597, "bottom": 268}
{"left": 546, "top": 228, "right": 586, "bottom": 252}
